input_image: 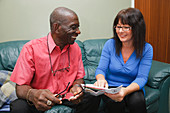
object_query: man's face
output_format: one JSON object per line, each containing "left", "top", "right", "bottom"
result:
{"left": 58, "top": 14, "right": 81, "bottom": 45}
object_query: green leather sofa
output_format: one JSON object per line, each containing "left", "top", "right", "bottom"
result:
{"left": 0, "top": 39, "right": 169, "bottom": 113}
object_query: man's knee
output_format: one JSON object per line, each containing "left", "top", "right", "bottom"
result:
{"left": 74, "top": 93, "right": 101, "bottom": 113}
{"left": 10, "top": 99, "right": 30, "bottom": 113}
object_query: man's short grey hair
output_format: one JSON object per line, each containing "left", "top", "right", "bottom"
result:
{"left": 49, "top": 7, "right": 77, "bottom": 31}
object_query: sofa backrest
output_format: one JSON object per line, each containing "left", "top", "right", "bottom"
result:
{"left": 0, "top": 39, "right": 108, "bottom": 83}
{"left": 0, "top": 39, "right": 169, "bottom": 87}
{"left": 76, "top": 39, "right": 170, "bottom": 86}
{"left": 76, "top": 39, "right": 108, "bottom": 83}
{"left": 0, "top": 40, "right": 29, "bottom": 71}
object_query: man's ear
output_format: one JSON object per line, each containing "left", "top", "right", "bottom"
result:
{"left": 53, "top": 23, "right": 60, "bottom": 33}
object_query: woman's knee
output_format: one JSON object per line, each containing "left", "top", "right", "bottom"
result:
{"left": 125, "top": 90, "right": 147, "bottom": 113}
{"left": 127, "top": 90, "right": 145, "bottom": 106}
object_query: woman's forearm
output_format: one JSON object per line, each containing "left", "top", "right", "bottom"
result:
{"left": 124, "top": 83, "right": 140, "bottom": 96}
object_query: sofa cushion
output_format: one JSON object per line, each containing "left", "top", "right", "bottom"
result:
{"left": 147, "top": 60, "right": 170, "bottom": 88}
{"left": 0, "top": 40, "right": 29, "bottom": 71}
{"left": 45, "top": 105, "right": 74, "bottom": 113}
{"left": 0, "top": 70, "right": 17, "bottom": 111}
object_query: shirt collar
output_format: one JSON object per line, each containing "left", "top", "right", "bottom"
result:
{"left": 47, "top": 32, "right": 70, "bottom": 54}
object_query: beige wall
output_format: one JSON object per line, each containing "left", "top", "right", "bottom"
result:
{"left": 0, "top": 0, "right": 131, "bottom": 42}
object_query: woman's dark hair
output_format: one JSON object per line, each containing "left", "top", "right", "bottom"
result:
{"left": 113, "top": 8, "right": 146, "bottom": 58}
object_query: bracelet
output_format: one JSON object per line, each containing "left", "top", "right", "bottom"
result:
{"left": 26, "top": 89, "right": 34, "bottom": 106}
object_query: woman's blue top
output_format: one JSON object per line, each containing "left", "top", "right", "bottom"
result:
{"left": 95, "top": 39, "right": 153, "bottom": 91}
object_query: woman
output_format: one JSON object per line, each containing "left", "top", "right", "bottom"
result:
{"left": 94, "top": 8, "right": 153, "bottom": 113}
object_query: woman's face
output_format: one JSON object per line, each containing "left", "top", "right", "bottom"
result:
{"left": 115, "top": 19, "right": 133, "bottom": 44}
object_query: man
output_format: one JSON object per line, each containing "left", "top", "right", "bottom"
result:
{"left": 10, "top": 7, "right": 100, "bottom": 113}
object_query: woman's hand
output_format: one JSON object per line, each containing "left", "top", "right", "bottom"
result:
{"left": 105, "top": 87, "right": 127, "bottom": 102}
{"left": 94, "top": 74, "right": 108, "bottom": 88}
{"left": 105, "top": 83, "right": 140, "bottom": 102}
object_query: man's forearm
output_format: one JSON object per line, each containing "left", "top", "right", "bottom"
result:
{"left": 16, "top": 84, "right": 32, "bottom": 99}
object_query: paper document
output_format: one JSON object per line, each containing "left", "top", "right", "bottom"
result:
{"left": 81, "top": 84, "right": 123, "bottom": 96}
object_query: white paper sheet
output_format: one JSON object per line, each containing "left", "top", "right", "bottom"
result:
{"left": 81, "top": 84, "right": 123, "bottom": 96}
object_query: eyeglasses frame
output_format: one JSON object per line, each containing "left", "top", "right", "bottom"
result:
{"left": 114, "top": 26, "right": 132, "bottom": 31}
{"left": 54, "top": 82, "right": 85, "bottom": 100}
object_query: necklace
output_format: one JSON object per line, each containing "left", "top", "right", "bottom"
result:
{"left": 47, "top": 33, "right": 70, "bottom": 76}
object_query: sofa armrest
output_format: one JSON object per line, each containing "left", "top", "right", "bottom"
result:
{"left": 147, "top": 60, "right": 170, "bottom": 89}
{"left": 157, "top": 76, "right": 170, "bottom": 113}
{"left": 146, "top": 60, "right": 170, "bottom": 113}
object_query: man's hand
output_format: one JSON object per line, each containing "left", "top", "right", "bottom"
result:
{"left": 16, "top": 85, "right": 62, "bottom": 111}
{"left": 28, "top": 89, "right": 62, "bottom": 111}
{"left": 68, "top": 78, "right": 84, "bottom": 104}
{"left": 68, "top": 84, "right": 84, "bottom": 104}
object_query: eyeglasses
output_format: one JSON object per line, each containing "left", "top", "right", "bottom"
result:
{"left": 47, "top": 33, "right": 70, "bottom": 76}
{"left": 54, "top": 82, "right": 70, "bottom": 100}
{"left": 114, "top": 26, "right": 132, "bottom": 31}
{"left": 54, "top": 82, "right": 84, "bottom": 100}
